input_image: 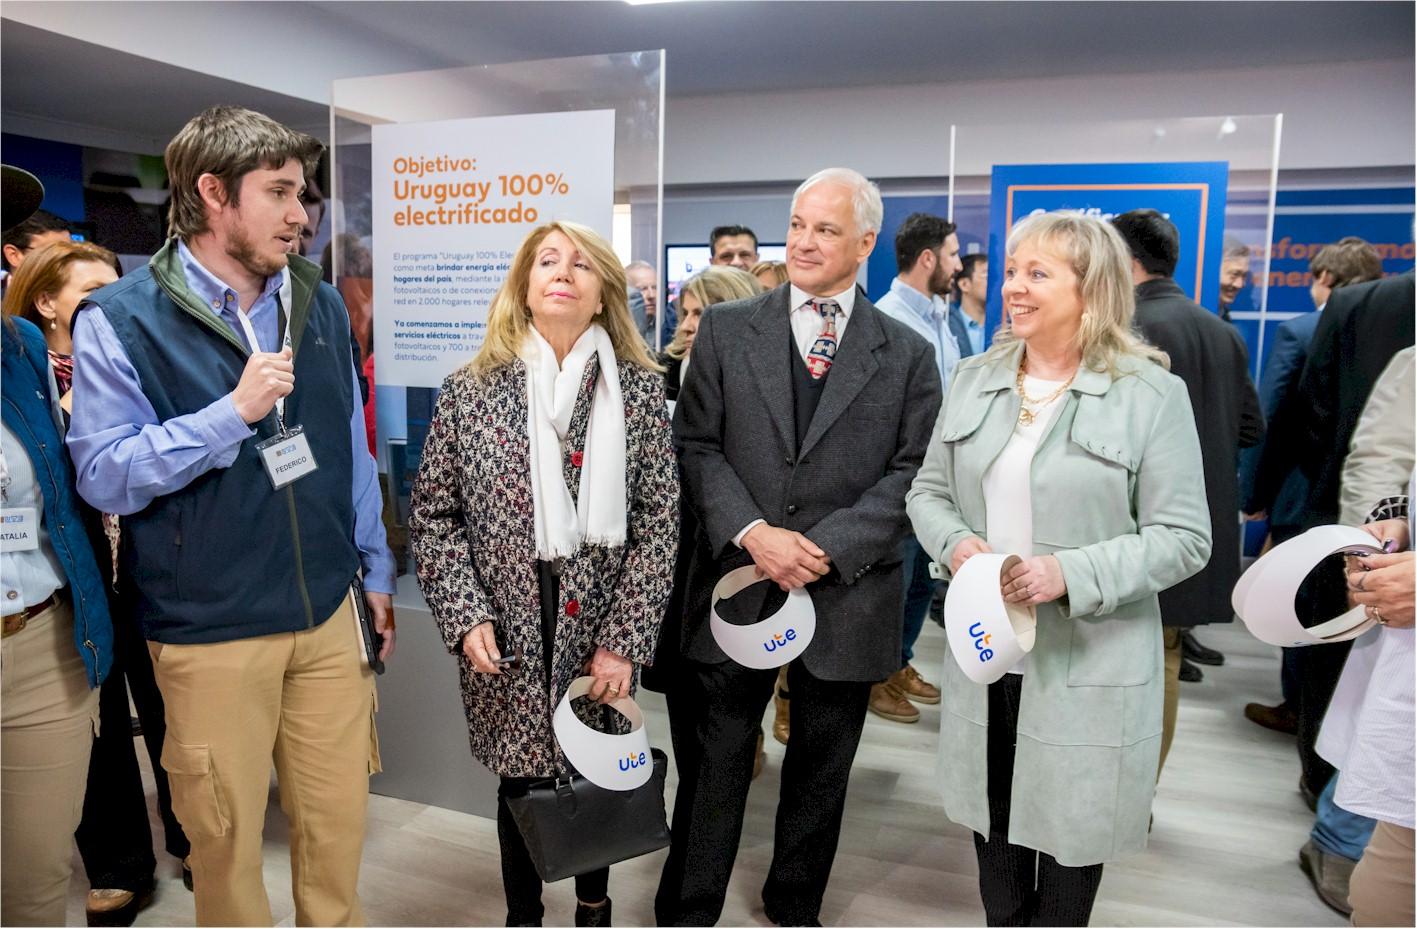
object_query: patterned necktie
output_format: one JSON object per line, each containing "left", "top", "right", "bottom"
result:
{"left": 805, "top": 299, "right": 840, "bottom": 379}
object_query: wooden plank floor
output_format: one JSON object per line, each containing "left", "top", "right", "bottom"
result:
{"left": 68, "top": 620, "right": 1346, "bottom": 927}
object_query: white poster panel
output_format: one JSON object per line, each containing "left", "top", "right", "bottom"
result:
{"left": 371, "top": 109, "right": 616, "bottom": 388}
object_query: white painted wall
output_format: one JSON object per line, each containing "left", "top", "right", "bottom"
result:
{"left": 2, "top": 0, "right": 452, "bottom": 104}
{"left": 6, "top": 2, "right": 1412, "bottom": 184}
{"left": 664, "top": 59, "right": 1415, "bottom": 183}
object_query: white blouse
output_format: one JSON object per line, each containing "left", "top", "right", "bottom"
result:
{"left": 1322, "top": 481, "right": 1416, "bottom": 828}
{"left": 982, "top": 374, "right": 1069, "bottom": 676}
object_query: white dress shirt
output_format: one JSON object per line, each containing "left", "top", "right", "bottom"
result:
{"left": 1324, "top": 625, "right": 1415, "bottom": 828}
{"left": 788, "top": 283, "right": 856, "bottom": 363}
{"left": 733, "top": 284, "right": 859, "bottom": 548}
{"left": 1322, "top": 478, "right": 1416, "bottom": 828}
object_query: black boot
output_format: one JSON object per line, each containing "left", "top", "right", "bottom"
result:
{"left": 1181, "top": 630, "right": 1224, "bottom": 666}
{"left": 575, "top": 898, "right": 612, "bottom": 927}
{"left": 1178, "top": 657, "right": 1204, "bottom": 683}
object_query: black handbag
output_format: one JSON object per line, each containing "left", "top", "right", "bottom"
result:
{"left": 504, "top": 746, "right": 671, "bottom": 882}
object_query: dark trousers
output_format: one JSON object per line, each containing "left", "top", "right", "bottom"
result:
{"left": 497, "top": 778, "right": 609, "bottom": 923}
{"left": 1279, "top": 646, "right": 1300, "bottom": 706}
{"left": 76, "top": 607, "right": 188, "bottom": 890}
{"left": 1296, "top": 640, "right": 1352, "bottom": 794}
{"left": 655, "top": 658, "right": 871, "bottom": 926}
{"left": 901, "top": 535, "right": 936, "bottom": 666}
{"left": 1274, "top": 524, "right": 1304, "bottom": 710}
{"left": 494, "top": 560, "right": 611, "bottom": 924}
{"left": 1294, "top": 554, "right": 1353, "bottom": 795}
{"left": 975, "top": 675, "right": 1103, "bottom": 927}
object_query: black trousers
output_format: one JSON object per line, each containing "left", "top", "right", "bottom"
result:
{"left": 75, "top": 605, "right": 188, "bottom": 890}
{"left": 655, "top": 658, "right": 871, "bottom": 926}
{"left": 1296, "top": 639, "right": 1352, "bottom": 795}
{"left": 496, "top": 778, "right": 609, "bottom": 922}
{"left": 1294, "top": 554, "right": 1354, "bottom": 795}
{"left": 974, "top": 674, "right": 1103, "bottom": 927}
{"left": 494, "top": 560, "right": 611, "bottom": 924}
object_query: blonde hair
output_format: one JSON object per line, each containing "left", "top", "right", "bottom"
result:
{"left": 750, "top": 260, "right": 789, "bottom": 287}
{"left": 987, "top": 211, "right": 1168, "bottom": 374}
{"left": 471, "top": 220, "right": 660, "bottom": 377}
{"left": 3, "top": 239, "right": 118, "bottom": 331}
{"left": 667, "top": 266, "right": 763, "bottom": 359}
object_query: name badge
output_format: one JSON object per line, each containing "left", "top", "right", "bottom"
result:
{"left": 256, "top": 426, "right": 319, "bottom": 490}
{"left": 0, "top": 507, "right": 40, "bottom": 552}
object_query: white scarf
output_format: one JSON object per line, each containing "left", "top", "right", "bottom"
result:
{"left": 521, "top": 323, "right": 627, "bottom": 560}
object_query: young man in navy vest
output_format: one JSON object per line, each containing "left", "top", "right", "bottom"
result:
{"left": 67, "top": 106, "right": 395, "bottom": 927}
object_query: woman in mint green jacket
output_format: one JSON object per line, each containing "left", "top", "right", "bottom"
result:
{"left": 905, "top": 212, "right": 1211, "bottom": 926}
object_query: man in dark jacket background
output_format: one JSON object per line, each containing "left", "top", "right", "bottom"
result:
{"left": 1239, "top": 237, "right": 1384, "bottom": 739}
{"left": 1261, "top": 267, "right": 1415, "bottom": 808}
{"left": 1112, "top": 209, "right": 1264, "bottom": 780}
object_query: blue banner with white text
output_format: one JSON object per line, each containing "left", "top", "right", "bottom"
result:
{"left": 983, "top": 161, "right": 1230, "bottom": 347}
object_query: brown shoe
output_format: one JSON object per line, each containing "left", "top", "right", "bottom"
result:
{"left": 86, "top": 880, "right": 154, "bottom": 927}
{"left": 772, "top": 668, "right": 790, "bottom": 745}
{"left": 752, "top": 728, "right": 766, "bottom": 779}
{"left": 869, "top": 680, "right": 920, "bottom": 723}
{"left": 1299, "top": 839, "right": 1355, "bottom": 916}
{"left": 1244, "top": 701, "right": 1298, "bottom": 735}
{"left": 894, "top": 664, "right": 941, "bottom": 705}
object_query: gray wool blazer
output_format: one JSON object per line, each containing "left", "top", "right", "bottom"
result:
{"left": 670, "top": 283, "right": 941, "bottom": 682}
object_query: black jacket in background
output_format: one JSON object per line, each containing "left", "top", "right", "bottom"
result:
{"left": 1285, "top": 271, "right": 1414, "bottom": 526}
{"left": 1132, "top": 277, "right": 1264, "bottom": 626}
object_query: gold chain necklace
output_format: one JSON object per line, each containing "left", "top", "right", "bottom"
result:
{"left": 1015, "top": 363, "right": 1075, "bottom": 426}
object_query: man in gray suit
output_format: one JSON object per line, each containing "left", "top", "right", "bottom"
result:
{"left": 655, "top": 168, "right": 941, "bottom": 927}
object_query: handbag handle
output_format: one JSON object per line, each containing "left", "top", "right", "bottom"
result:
{"left": 554, "top": 778, "right": 578, "bottom": 815}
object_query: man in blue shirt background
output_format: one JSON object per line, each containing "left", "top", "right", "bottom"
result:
{"left": 870, "top": 211, "right": 963, "bottom": 724}
{"left": 952, "top": 252, "right": 988, "bottom": 356}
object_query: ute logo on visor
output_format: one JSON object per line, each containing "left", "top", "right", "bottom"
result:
{"left": 710, "top": 565, "right": 817, "bottom": 670}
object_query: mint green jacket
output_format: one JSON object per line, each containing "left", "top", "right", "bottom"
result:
{"left": 905, "top": 341, "right": 1211, "bottom": 866}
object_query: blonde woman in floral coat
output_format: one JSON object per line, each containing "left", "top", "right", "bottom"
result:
{"left": 410, "top": 221, "right": 678, "bottom": 928}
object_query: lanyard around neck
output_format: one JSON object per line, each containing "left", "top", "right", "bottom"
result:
{"left": 231, "top": 272, "right": 295, "bottom": 427}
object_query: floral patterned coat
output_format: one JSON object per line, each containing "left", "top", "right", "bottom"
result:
{"left": 410, "top": 355, "right": 678, "bottom": 777}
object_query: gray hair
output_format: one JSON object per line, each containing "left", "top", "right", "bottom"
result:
{"left": 624, "top": 259, "right": 654, "bottom": 273}
{"left": 791, "top": 167, "right": 883, "bottom": 235}
{"left": 1222, "top": 235, "right": 1251, "bottom": 261}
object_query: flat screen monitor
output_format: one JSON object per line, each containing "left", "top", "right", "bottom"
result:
{"left": 663, "top": 243, "right": 787, "bottom": 304}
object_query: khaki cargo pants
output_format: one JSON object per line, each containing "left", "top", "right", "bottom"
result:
{"left": 150, "top": 593, "right": 381, "bottom": 927}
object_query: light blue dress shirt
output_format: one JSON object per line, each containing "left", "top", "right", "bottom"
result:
{"left": 874, "top": 276, "right": 962, "bottom": 393}
{"left": 961, "top": 312, "right": 985, "bottom": 355}
{"left": 66, "top": 241, "right": 395, "bottom": 594}
{"left": 1, "top": 423, "right": 68, "bottom": 614}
